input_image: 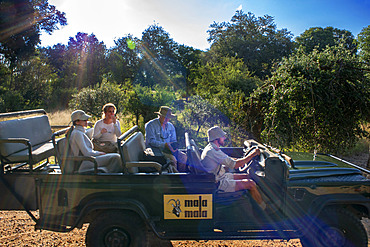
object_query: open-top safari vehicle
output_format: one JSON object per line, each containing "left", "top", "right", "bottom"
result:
{"left": 0, "top": 109, "right": 369, "bottom": 247}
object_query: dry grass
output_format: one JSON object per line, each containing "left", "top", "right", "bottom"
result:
{"left": 47, "top": 109, "right": 72, "bottom": 126}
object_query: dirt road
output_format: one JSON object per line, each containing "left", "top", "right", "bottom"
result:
{"left": 1, "top": 211, "right": 370, "bottom": 247}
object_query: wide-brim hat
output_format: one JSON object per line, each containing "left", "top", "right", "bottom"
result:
{"left": 208, "top": 126, "right": 227, "bottom": 142}
{"left": 155, "top": 106, "right": 176, "bottom": 118}
{"left": 71, "top": 110, "right": 91, "bottom": 122}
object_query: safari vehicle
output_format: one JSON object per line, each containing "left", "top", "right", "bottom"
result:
{"left": 0, "top": 109, "right": 369, "bottom": 247}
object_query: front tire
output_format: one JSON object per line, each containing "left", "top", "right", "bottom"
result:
{"left": 300, "top": 207, "right": 368, "bottom": 247}
{"left": 85, "top": 210, "right": 149, "bottom": 247}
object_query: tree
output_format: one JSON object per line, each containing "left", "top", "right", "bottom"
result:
{"left": 135, "top": 24, "right": 186, "bottom": 90}
{"left": 69, "top": 81, "right": 126, "bottom": 118}
{"left": 107, "top": 35, "right": 140, "bottom": 83}
{"left": 126, "top": 84, "right": 176, "bottom": 125}
{"left": 194, "top": 56, "right": 261, "bottom": 97}
{"left": 0, "top": 0, "right": 66, "bottom": 69}
{"left": 260, "top": 44, "right": 370, "bottom": 153}
{"left": 207, "top": 10, "right": 294, "bottom": 79}
{"left": 358, "top": 25, "right": 370, "bottom": 64}
{"left": 192, "top": 56, "right": 263, "bottom": 145}
{"left": 67, "top": 32, "right": 107, "bottom": 89}
{"left": 296, "top": 27, "right": 357, "bottom": 54}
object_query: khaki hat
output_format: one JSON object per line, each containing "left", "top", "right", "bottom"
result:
{"left": 208, "top": 126, "right": 227, "bottom": 142}
{"left": 155, "top": 106, "right": 176, "bottom": 118}
{"left": 71, "top": 110, "right": 91, "bottom": 122}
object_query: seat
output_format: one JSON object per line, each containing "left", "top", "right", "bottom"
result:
{"left": 0, "top": 114, "right": 55, "bottom": 172}
{"left": 52, "top": 127, "right": 98, "bottom": 174}
{"left": 185, "top": 133, "right": 208, "bottom": 174}
{"left": 119, "top": 130, "right": 162, "bottom": 173}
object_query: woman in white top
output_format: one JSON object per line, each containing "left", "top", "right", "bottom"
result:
{"left": 92, "top": 103, "right": 122, "bottom": 153}
{"left": 69, "top": 110, "right": 123, "bottom": 173}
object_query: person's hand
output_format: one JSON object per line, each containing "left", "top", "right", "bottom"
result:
{"left": 101, "top": 128, "right": 107, "bottom": 134}
{"left": 166, "top": 142, "right": 177, "bottom": 153}
{"left": 251, "top": 148, "right": 261, "bottom": 157}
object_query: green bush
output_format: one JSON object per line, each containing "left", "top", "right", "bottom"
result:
{"left": 69, "top": 81, "right": 126, "bottom": 119}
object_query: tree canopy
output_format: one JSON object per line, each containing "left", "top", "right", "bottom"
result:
{"left": 295, "top": 26, "right": 357, "bottom": 54}
{"left": 0, "top": 7, "right": 369, "bottom": 154}
{"left": 207, "top": 10, "right": 295, "bottom": 79}
{"left": 0, "top": 0, "right": 66, "bottom": 68}
{"left": 260, "top": 44, "right": 370, "bottom": 152}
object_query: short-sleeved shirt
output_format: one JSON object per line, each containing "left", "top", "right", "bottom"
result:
{"left": 144, "top": 118, "right": 177, "bottom": 150}
{"left": 201, "top": 142, "right": 236, "bottom": 182}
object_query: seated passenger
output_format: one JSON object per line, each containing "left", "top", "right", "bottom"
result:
{"left": 201, "top": 126, "right": 266, "bottom": 210}
{"left": 145, "top": 106, "right": 187, "bottom": 172}
{"left": 69, "top": 110, "right": 123, "bottom": 173}
{"left": 92, "top": 103, "right": 122, "bottom": 153}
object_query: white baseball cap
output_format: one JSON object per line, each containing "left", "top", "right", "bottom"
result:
{"left": 71, "top": 110, "right": 91, "bottom": 122}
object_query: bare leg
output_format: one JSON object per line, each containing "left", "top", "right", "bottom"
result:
{"left": 235, "top": 179, "right": 263, "bottom": 205}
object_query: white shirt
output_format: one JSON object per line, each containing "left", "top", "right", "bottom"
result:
{"left": 201, "top": 142, "right": 236, "bottom": 181}
{"left": 93, "top": 119, "right": 121, "bottom": 142}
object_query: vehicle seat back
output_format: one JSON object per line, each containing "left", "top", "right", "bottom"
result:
{"left": 185, "top": 133, "right": 207, "bottom": 174}
{"left": 0, "top": 115, "right": 54, "bottom": 165}
{"left": 121, "top": 132, "right": 145, "bottom": 173}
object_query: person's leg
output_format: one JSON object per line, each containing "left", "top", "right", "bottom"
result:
{"left": 235, "top": 179, "right": 265, "bottom": 209}
{"left": 175, "top": 150, "right": 187, "bottom": 172}
{"left": 233, "top": 173, "right": 250, "bottom": 180}
{"left": 96, "top": 153, "right": 123, "bottom": 173}
{"left": 163, "top": 153, "right": 179, "bottom": 173}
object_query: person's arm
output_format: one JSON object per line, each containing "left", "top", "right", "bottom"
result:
{"left": 113, "top": 120, "right": 122, "bottom": 137}
{"left": 92, "top": 120, "right": 103, "bottom": 139}
{"left": 234, "top": 148, "right": 260, "bottom": 169}
{"left": 76, "top": 132, "right": 104, "bottom": 156}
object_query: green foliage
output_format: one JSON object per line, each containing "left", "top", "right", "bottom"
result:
{"left": 195, "top": 56, "right": 261, "bottom": 97}
{"left": 108, "top": 35, "right": 140, "bottom": 83}
{"left": 135, "top": 24, "right": 187, "bottom": 90}
{"left": 0, "top": 0, "right": 66, "bottom": 68}
{"left": 69, "top": 81, "right": 127, "bottom": 118}
{"left": 181, "top": 95, "right": 228, "bottom": 145}
{"left": 358, "top": 25, "right": 370, "bottom": 64}
{"left": 0, "top": 52, "right": 56, "bottom": 111}
{"left": 207, "top": 10, "right": 294, "bottom": 78}
{"left": 126, "top": 84, "right": 176, "bottom": 125}
{"left": 261, "top": 44, "right": 370, "bottom": 153}
{"left": 296, "top": 27, "right": 357, "bottom": 54}
{"left": 192, "top": 56, "right": 263, "bottom": 144}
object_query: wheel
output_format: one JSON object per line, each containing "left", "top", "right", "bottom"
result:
{"left": 300, "top": 207, "right": 368, "bottom": 247}
{"left": 85, "top": 210, "right": 149, "bottom": 247}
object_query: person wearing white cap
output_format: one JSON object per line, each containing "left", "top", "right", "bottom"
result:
{"left": 145, "top": 106, "right": 187, "bottom": 172}
{"left": 68, "top": 110, "right": 123, "bottom": 173}
{"left": 201, "top": 126, "right": 266, "bottom": 210}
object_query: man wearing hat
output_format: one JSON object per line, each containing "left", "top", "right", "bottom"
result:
{"left": 145, "top": 106, "right": 187, "bottom": 172}
{"left": 201, "top": 126, "right": 266, "bottom": 210}
{"left": 68, "top": 110, "right": 123, "bottom": 173}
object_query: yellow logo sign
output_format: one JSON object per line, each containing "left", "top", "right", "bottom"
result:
{"left": 163, "top": 194, "right": 213, "bottom": 219}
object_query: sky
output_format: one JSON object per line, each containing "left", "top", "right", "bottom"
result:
{"left": 40, "top": 0, "right": 370, "bottom": 51}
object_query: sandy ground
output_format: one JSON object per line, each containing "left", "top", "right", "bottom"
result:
{"left": 0, "top": 210, "right": 369, "bottom": 247}
{"left": 0, "top": 210, "right": 301, "bottom": 247}
{"left": 1, "top": 153, "right": 369, "bottom": 246}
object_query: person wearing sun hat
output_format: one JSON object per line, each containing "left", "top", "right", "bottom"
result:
{"left": 144, "top": 106, "right": 187, "bottom": 172}
{"left": 68, "top": 110, "right": 123, "bottom": 173}
{"left": 201, "top": 126, "right": 266, "bottom": 210}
